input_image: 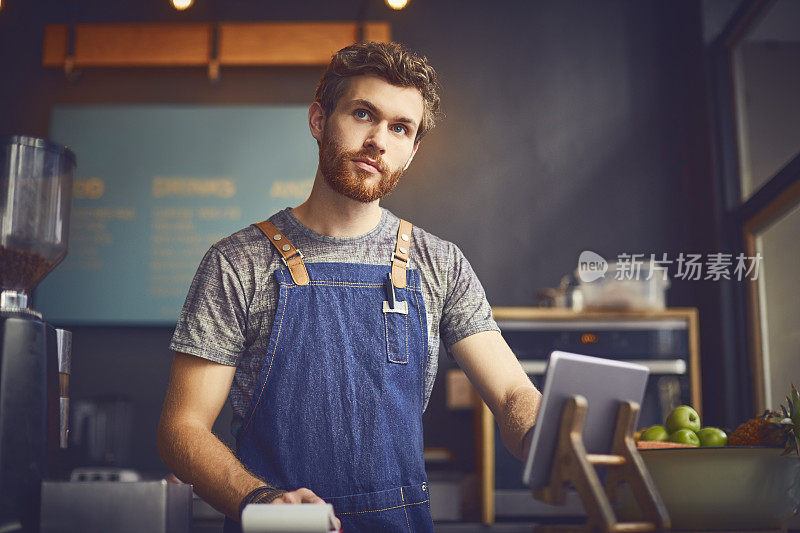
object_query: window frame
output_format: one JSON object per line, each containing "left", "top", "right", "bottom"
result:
{"left": 709, "top": 0, "right": 800, "bottom": 414}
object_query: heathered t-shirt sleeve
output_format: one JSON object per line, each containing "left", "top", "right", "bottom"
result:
{"left": 439, "top": 242, "right": 500, "bottom": 348}
{"left": 169, "top": 245, "right": 248, "bottom": 366}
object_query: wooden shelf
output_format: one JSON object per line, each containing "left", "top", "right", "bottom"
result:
{"left": 42, "top": 21, "right": 391, "bottom": 70}
{"left": 218, "top": 22, "right": 390, "bottom": 66}
{"left": 492, "top": 306, "right": 700, "bottom": 322}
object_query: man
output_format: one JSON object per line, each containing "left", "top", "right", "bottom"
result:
{"left": 158, "top": 41, "right": 541, "bottom": 532}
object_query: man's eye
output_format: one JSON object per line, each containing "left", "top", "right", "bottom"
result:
{"left": 355, "top": 109, "right": 370, "bottom": 120}
{"left": 392, "top": 124, "right": 408, "bottom": 135}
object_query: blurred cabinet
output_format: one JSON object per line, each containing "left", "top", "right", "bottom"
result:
{"left": 455, "top": 307, "right": 701, "bottom": 525}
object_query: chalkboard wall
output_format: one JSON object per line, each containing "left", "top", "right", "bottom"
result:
{"left": 38, "top": 105, "right": 317, "bottom": 323}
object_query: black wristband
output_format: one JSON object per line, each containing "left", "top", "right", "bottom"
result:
{"left": 239, "top": 486, "right": 287, "bottom": 520}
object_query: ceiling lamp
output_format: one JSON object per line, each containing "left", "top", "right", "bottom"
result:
{"left": 385, "top": 0, "right": 409, "bottom": 10}
{"left": 171, "top": 0, "right": 193, "bottom": 11}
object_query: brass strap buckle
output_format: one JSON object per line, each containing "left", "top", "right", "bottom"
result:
{"left": 281, "top": 249, "right": 304, "bottom": 266}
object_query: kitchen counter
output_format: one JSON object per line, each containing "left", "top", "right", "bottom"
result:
{"left": 191, "top": 522, "right": 551, "bottom": 533}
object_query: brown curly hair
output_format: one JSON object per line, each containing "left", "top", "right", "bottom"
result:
{"left": 314, "top": 41, "right": 441, "bottom": 142}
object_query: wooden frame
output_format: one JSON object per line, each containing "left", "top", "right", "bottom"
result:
{"left": 533, "top": 396, "right": 670, "bottom": 532}
{"left": 473, "top": 307, "right": 700, "bottom": 525}
{"left": 476, "top": 402, "right": 495, "bottom": 524}
{"left": 42, "top": 21, "right": 391, "bottom": 75}
{"left": 742, "top": 176, "right": 800, "bottom": 412}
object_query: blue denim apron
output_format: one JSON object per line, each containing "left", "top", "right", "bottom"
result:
{"left": 224, "top": 221, "right": 434, "bottom": 532}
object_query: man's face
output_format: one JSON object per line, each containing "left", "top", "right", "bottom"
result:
{"left": 316, "top": 75, "right": 423, "bottom": 203}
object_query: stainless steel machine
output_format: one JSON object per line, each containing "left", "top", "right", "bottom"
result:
{"left": 0, "top": 135, "right": 75, "bottom": 532}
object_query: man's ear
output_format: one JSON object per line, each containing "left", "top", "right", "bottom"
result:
{"left": 403, "top": 142, "right": 420, "bottom": 171}
{"left": 309, "top": 102, "right": 326, "bottom": 143}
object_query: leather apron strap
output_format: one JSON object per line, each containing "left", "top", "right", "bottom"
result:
{"left": 253, "top": 220, "right": 310, "bottom": 286}
{"left": 391, "top": 219, "right": 413, "bottom": 289}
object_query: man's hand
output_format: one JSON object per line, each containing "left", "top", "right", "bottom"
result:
{"left": 269, "top": 487, "right": 324, "bottom": 504}
{"left": 263, "top": 488, "right": 342, "bottom": 530}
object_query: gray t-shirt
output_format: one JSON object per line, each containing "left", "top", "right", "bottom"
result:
{"left": 169, "top": 207, "right": 498, "bottom": 432}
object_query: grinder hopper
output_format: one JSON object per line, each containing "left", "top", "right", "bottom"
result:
{"left": 0, "top": 134, "right": 75, "bottom": 314}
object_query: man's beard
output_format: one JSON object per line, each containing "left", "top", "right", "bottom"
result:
{"left": 318, "top": 132, "right": 405, "bottom": 203}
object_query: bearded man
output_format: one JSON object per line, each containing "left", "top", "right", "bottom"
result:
{"left": 158, "top": 41, "right": 542, "bottom": 532}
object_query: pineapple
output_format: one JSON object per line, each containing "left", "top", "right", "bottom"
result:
{"left": 728, "top": 384, "right": 800, "bottom": 457}
{"left": 777, "top": 384, "right": 800, "bottom": 457}
{"left": 728, "top": 411, "right": 784, "bottom": 447}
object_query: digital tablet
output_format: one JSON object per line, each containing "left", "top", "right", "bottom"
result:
{"left": 522, "top": 351, "right": 649, "bottom": 490}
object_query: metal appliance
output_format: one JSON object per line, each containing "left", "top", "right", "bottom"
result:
{"left": 478, "top": 307, "right": 701, "bottom": 523}
{"left": 0, "top": 135, "right": 75, "bottom": 532}
{"left": 71, "top": 396, "right": 134, "bottom": 467}
{"left": 40, "top": 480, "right": 192, "bottom": 533}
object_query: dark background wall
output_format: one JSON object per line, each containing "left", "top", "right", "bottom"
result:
{"left": 0, "top": 0, "right": 724, "bottom": 473}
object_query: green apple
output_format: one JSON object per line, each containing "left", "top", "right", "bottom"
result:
{"left": 640, "top": 425, "right": 669, "bottom": 442}
{"left": 665, "top": 405, "right": 701, "bottom": 433}
{"left": 668, "top": 428, "right": 700, "bottom": 446}
{"left": 696, "top": 427, "right": 728, "bottom": 447}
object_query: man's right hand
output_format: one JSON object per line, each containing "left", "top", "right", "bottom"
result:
{"left": 268, "top": 487, "right": 322, "bottom": 504}
{"left": 263, "top": 488, "right": 342, "bottom": 530}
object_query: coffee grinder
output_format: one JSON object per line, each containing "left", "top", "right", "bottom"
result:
{"left": 0, "top": 135, "right": 75, "bottom": 531}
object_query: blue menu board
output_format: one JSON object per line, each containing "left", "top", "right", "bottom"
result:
{"left": 36, "top": 105, "right": 318, "bottom": 325}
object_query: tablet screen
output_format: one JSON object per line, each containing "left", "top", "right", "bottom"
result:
{"left": 522, "top": 351, "right": 649, "bottom": 490}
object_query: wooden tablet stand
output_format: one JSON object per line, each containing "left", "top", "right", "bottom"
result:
{"left": 532, "top": 395, "right": 670, "bottom": 532}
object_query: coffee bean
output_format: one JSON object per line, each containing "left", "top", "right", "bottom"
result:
{"left": 0, "top": 246, "right": 55, "bottom": 291}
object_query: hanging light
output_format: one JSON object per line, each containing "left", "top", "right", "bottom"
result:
{"left": 385, "top": 0, "right": 408, "bottom": 10}
{"left": 171, "top": 0, "right": 193, "bottom": 11}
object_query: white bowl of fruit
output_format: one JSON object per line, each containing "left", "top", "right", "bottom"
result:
{"left": 618, "top": 386, "right": 800, "bottom": 530}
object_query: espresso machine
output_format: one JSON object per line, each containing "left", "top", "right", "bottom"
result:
{"left": 0, "top": 135, "right": 75, "bottom": 531}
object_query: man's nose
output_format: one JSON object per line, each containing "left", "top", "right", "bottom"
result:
{"left": 364, "top": 124, "right": 388, "bottom": 154}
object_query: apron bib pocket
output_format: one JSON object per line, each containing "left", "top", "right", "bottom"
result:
{"left": 384, "top": 301, "right": 409, "bottom": 364}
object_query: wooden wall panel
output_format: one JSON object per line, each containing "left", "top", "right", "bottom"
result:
{"left": 218, "top": 22, "right": 391, "bottom": 66}
{"left": 42, "top": 24, "right": 69, "bottom": 67}
{"left": 43, "top": 22, "right": 391, "bottom": 69}
{"left": 363, "top": 22, "right": 391, "bottom": 43}
{"left": 73, "top": 24, "right": 211, "bottom": 66}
